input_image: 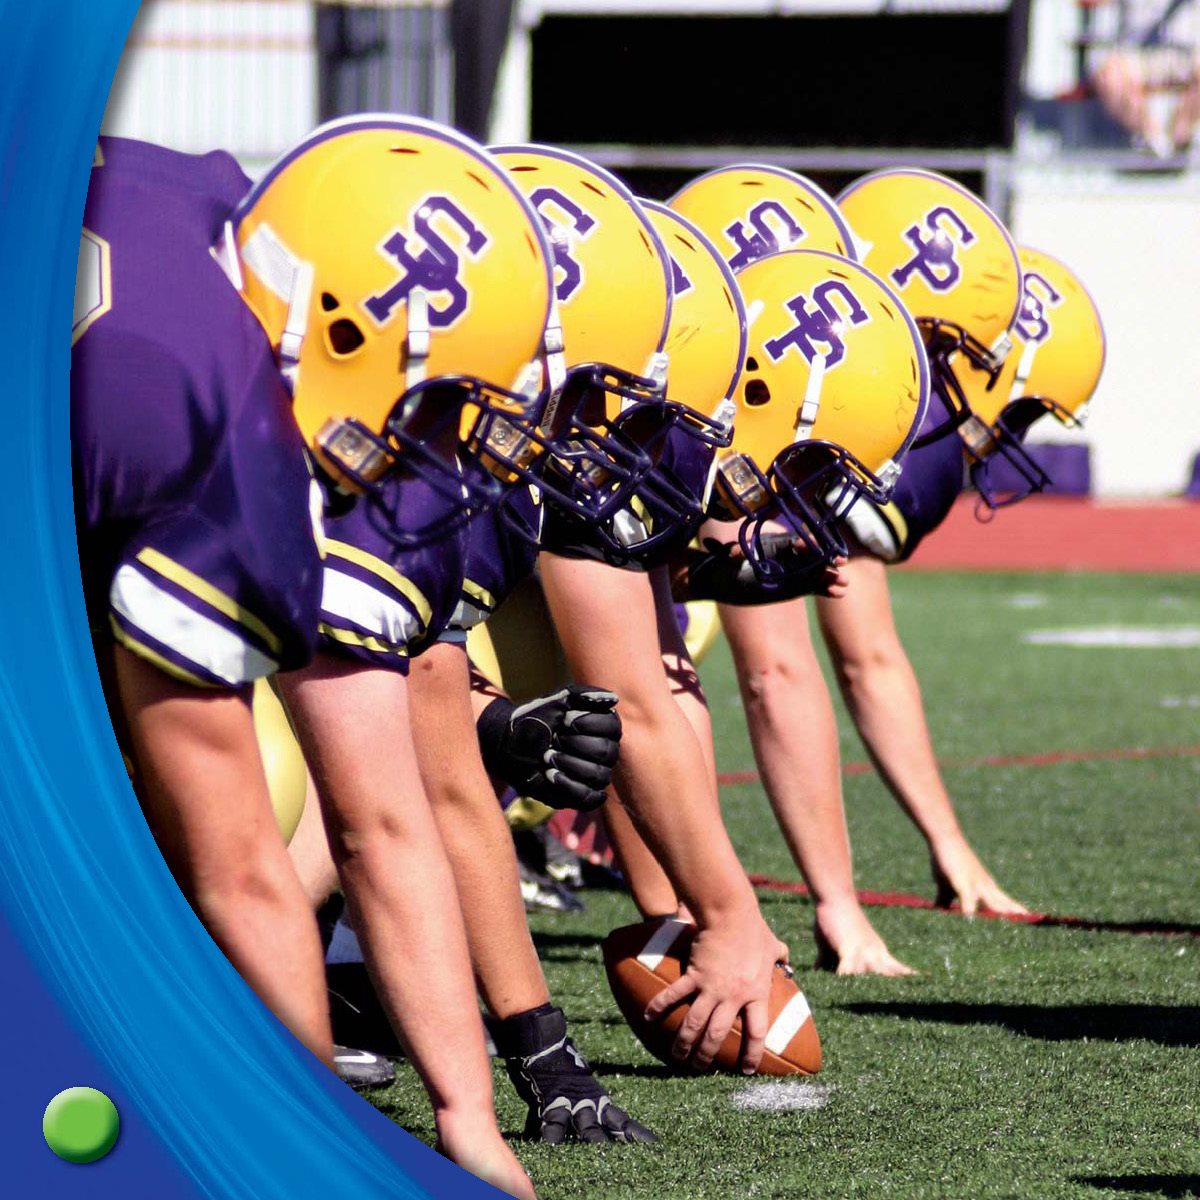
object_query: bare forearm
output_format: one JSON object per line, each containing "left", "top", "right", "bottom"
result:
{"left": 721, "top": 600, "right": 859, "bottom": 906}
{"left": 612, "top": 701, "right": 758, "bottom": 925}
{"left": 836, "top": 652, "right": 963, "bottom": 849}
{"left": 410, "top": 645, "right": 548, "bottom": 1019}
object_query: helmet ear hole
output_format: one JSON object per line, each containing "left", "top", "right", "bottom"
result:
{"left": 746, "top": 356, "right": 759, "bottom": 371}
{"left": 744, "top": 379, "right": 771, "bottom": 407}
{"left": 327, "top": 319, "right": 365, "bottom": 356}
{"left": 320, "top": 292, "right": 340, "bottom": 312}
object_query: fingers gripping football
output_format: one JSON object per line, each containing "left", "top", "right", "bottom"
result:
{"left": 477, "top": 686, "right": 621, "bottom": 811}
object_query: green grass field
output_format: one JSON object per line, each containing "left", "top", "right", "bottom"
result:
{"left": 371, "top": 571, "right": 1200, "bottom": 1199}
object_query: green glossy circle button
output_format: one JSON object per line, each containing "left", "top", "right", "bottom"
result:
{"left": 43, "top": 1087, "right": 120, "bottom": 1163}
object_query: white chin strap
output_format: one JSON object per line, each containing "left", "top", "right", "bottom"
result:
{"left": 1008, "top": 338, "right": 1039, "bottom": 403}
{"left": 212, "top": 221, "right": 244, "bottom": 291}
{"left": 990, "top": 329, "right": 1014, "bottom": 368}
{"left": 795, "top": 354, "right": 827, "bottom": 440}
{"left": 278, "top": 260, "right": 313, "bottom": 392}
{"left": 404, "top": 286, "right": 431, "bottom": 391}
{"left": 537, "top": 293, "right": 569, "bottom": 434}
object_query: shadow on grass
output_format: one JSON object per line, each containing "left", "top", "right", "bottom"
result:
{"left": 838, "top": 1002, "right": 1200, "bottom": 1047}
{"left": 592, "top": 1061, "right": 687, "bottom": 1080}
{"left": 1074, "top": 1174, "right": 1200, "bottom": 1197}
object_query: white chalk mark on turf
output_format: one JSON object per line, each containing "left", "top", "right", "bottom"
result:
{"left": 1023, "top": 627, "right": 1200, "bottom": 649}
{"left": 1160, "top": 696, "right": 1200, "bottom": 709}
{"left": 731, "top": 1082, "right": 833, "bottom": 1113}
{"left": 1007, "top": 593, "right": 1047, "bottom": 609}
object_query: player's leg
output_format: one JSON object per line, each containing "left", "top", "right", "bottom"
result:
{"left": 278, "top": 654, "right": 534, "bottom": 1198}
{"left": 411, "top": 640, "right": 654, "bottom": 1144}
{"left": 814, "top": 556, "right": 1026, "bottom": 917}
{"left": 718, "top": 595, "right": 913, "bottom": 976}
{"left": 113, "top": 645, "right": 334, "bottom": 1063}
{"left": 539, "top": 552, "right": 786, "bottom": 1074}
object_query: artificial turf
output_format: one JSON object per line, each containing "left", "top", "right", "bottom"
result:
{"left": 368, "top": 571, "right": 1200, "bottom": 1199}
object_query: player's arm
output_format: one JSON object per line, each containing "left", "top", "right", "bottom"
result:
{"left": 718, "top": 597, "right": 915, "bottom": 976}
{"left": 814, "top": 555, "right": 1027, "bottom": 916}
{"left": 112, "top": 645, "right": 335, "bottom": 1063}
{"left": 539, "top": 551, "right": 788, "bottom": 1073}
{"left": 411, "top": 640, "right": 655, "bottom": 1145}
{"left": 277, "top": 655, "right": 534, "bottom": 1197}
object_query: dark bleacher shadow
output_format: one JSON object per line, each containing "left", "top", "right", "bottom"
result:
{"left": 1074, "top": 1175, "right": 1200, "bottom": 1197}
{"left": 839, "top": 1002, "right": 1200, "bottom": 1048}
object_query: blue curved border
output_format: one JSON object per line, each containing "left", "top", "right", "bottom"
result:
{"left": 0, "top": 5, "right": 499, "bottom": 1197}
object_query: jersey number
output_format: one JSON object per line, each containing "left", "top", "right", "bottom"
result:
{"left": 73, "top": 228, "right": 112, "bottom": 346}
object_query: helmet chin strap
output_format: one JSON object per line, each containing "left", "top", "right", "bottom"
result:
{"left": 1008, "top": 337, "right": 1039, "bottom": 403}
{"left": 794, "top": 353, "right": 826, "bottom": 440}
{"left": 404, "top": 286, "right": 431, "bottom": 391}
{"left": 989, "top": 329, "right": 1014, "bottom": 369}
{"left": 278, "top": 259, "right": 314, "bottom": 392}
{"left": 638, "top": 351, "right": 669, "bottom": 409}
{"left": 212, "top": 220, "right": 244, "bottom": 291}
{"left": 538, "top": 294, "right": 568, "bottom": 431}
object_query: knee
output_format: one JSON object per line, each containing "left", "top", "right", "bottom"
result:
{"left": 188, "top": 839, "right": 302, "bottom": 918}
{"left": 739, "top": 661, "right": 800, "bottom": 727}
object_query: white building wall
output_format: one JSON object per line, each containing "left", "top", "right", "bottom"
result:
{"left": 1011, "top": 168, "right": 1200, "bottom": 498}
{"left": 100, "top": 1, "right": 319, "bottom": 177}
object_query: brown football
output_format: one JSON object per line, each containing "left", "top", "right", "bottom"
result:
{"left": 601, "top": 917, "right": 822, "bottom": 1076}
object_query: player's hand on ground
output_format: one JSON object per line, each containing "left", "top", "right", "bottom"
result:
{"left": 435, "top": 1126, "right": 539, "bottom": 1200}
{"left": 479, "top": 686, "right": 621, "bottom": 812}
{"left": 494, "top": 1005, "right": 657, "bottom": 1145}
{"left": 813, "top": 899, "right": 915, "bottom": 977}
{"left": 644, "top": 910, "right": 787, "bottom": 1074}
{"left": 930, "top": 838, "right": 1029, "bottom": 917}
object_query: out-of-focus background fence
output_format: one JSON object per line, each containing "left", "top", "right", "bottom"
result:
{"left": 102, "top": 1, "right": 1200, "bottom": 499}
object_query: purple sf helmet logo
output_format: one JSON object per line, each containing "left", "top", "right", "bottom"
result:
{"left": 529, "top": 186, "right": 597, "bottom": 304}
{"left": 725, "top": 200, "right": 805, "bottom": 271}
{"left": 1014, "top": 271, "right": 1063, "bottom": 344}
{"left": 763, "top": 280, "right": 871, "bottom": 369}
{"left": 364, "top": 195, "right": 489, "bottom": 329}
{"left": 669, "top": 253, "right": 693, "bottom": 299}
{"left": 891, "top": 205, "right": 976, "bottom": 293}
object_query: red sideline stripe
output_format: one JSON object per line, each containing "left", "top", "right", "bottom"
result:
{"left": 748, "top": 875, "right": 1200, "bottom": 938}
{"left": 717, "top": 742, "right": 1200, "bottom": 788}
{"left": 895, "top": 496, "right": 1200, "bottom": 572}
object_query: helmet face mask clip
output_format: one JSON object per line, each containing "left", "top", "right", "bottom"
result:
{"left": 968, "top": 393, "right": 1081, "bottom": 510}
{"left": 913, "top": 317, "right": 1008, "bottom": 449}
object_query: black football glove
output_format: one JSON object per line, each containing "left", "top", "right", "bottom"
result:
{"left": 477, "top": 685, "right": 621, "bottom": 812}
{"left": 684, "top": 534, "right": 837, "bottom": 604}
{"left": 491, "top": 1004, "right": 658, "bottom": 1145}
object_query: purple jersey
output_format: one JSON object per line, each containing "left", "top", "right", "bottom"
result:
{"left": 317, "top": 474, "right": 471, "bottom": 667}
{"left": 72, "top": 137, "right": 324, "bottom": 687}
{"left": 842, "top": 385, "right": 965, "bottom": 563}
{"left": 446, "top": 487, "right": 541, "bottom": 635}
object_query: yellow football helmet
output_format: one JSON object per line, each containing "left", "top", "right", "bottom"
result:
{"left": 957, "top": 246, "right": 1106, "bottom": 507}
{"left": 228, "top": 114, "right": 553, "bottom": 534}
{"left": 491, "top": 144, "right": 688, "bottom": 532}
{"left": 837, "top": 168, "right": 1021, "bottom": 446}
{"left": 713, "top": 249, "right": 930, "bottom": 576}
{"left": 669, "top": 164, "right": 856, "bottom": 271}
